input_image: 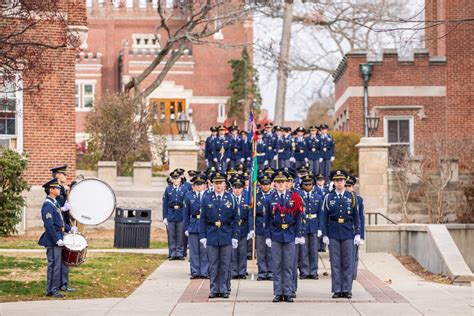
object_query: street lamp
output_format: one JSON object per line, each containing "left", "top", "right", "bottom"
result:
{"left": 176, "top": 114, "right": 190, "bottom": 140}
{"left": 360, "top": 63, "right": 373, "bottom": 137}
{"left": 366, "top": 114, "right": 380, "bottom": 137}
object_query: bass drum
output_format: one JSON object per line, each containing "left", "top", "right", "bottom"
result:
{"left": 69, "top": 178, "right": 116, "bottom": 225}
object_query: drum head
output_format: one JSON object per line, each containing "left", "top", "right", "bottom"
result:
{"left": 69, "top": 178, "right": 116, "bottom": 225}
{"left": 63, "top": 234, "right": 88, "bottom": 251}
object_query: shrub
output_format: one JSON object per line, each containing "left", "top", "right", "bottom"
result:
{"left": 330, "top": 131, "right": 361, "bottom": 176}
{"left": 0, "top": 148, "right": 30, "bottom": 236}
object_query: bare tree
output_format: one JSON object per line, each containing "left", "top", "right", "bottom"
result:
{"left": 0, "top": 0, "right": 77, "bottom": 91}
{"left": 388, "top": 145, "right": 413, "bottom": 223}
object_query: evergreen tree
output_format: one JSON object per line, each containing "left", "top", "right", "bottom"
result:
{"left": 227, "top": 47, "right": 262, "bottom": 123}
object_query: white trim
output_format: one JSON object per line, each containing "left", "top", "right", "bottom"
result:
{"left": 76, "top": 73, "right": 102, "bottom": 78}
{"left": 128, "top": 70, "right": 194, "bottom": 75}
{"left": 334, "top": 86, "right": 446, "bottom": 112}
{"left": 190, "top": 96, "right": 229, "bottom": 104}
{"left": 217, "top": 103, "right": 226, "bottom": 123}
{"left": 75, "top": 64, "right": 103, "bottom": 70}
{"left": 16, "top": 74, "right": 23, "bottom": 152}
{"left": 128, "top": 60, "right": 195, "bottom": 67}
{"left": 384, "top": 115, "right": 414, "bottom": 155}
{"left": 75, "top": 79, "right": 97, "bottom": 84}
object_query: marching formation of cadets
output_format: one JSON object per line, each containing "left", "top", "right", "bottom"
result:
{"left": 164, "top": 123, "right": 366, "bottom": 302}
{"left": 204, "top": 123, "right": 335, "bottom": 183}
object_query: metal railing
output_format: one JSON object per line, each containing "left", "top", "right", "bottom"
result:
{"left": 366, "top": 212, "right": 398, "bottom": 225}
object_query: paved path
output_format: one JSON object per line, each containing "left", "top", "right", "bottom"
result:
{"left": 1, "top": 252, "right": 472, "bottom": 315}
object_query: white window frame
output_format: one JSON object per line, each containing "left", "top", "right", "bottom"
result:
{"left": 75, "top": 80, "right": 96, "bottom": 112}
{"left": 139, "top": 0, "right": 147, "bottom": 8}
{"left": 86, "top": 0, "right": 93, "bottom": 8}
{"left": 125, "top": 0, "right": 133, "bottom": 8}
{"left": 0, "top": 74, "right": 23, "bottom": 152}
{"left": 217, "top": 103, "right": 226, "bottom": 123}
{"left": 384, "top": 115, "right": 414, "bottom": 155}
{"left": 75, "top": 83, "right": 80, "bottom": 108}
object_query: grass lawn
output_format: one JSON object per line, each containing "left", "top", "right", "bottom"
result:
{"left": 0, "top": 252, "right": 166, "bottom": 302}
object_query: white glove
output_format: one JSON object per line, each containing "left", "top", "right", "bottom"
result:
{"left": 163, "top": 218, "right": 168, "bottom": 226}
{"left": 185, "top": 230, "right": 189, "bottom": 237}
{"left": 263, "top": 160, "right": 268, "bottom": 166}
{"left": 290, "top": 157, "right": 296, "bottom": 163}
{"left": 60, "top": 202, "right": 70, "bottom": 212}
{"left": 330, "top": 156, "right": 335, "bottom": 162}
{"left": 247, "top": 230, "right": 255, "bottom": 240}
{"left": 354, "top": 234, "right": 361, "bottom": 246}
{"left": 265, "top": 238, "right": 272, "bottom": 248}
{"left": 300, "top": 236, "right": 305, "bottom": 244}
{"left": 319, "top": 158, "right": 323, "bottom": 163}
{"left": 322, "top": 236, "right": 329, "bottom": 245}
{"left": 317, "top": 230, "right": 322, "bottom": 238}
{"left": 56, "top": 239, "right": 65, "bottom": 247}
{"left": 273, "top": 155, "right": 278, "bottom": 161}
{"left": 304, "top": 157, "right": 308, "bottom": 162}
{"left": 232, "top": 238, "right": 238, "bottom": 249}
{"left": 70, "top": 226, "right": 78, "bottom": 234}
{"left": 200, "top": 238, "right": 207, "bottom": 248}
{"left": 240, "top": 158, "right": 245, "bottom": 163}
{"left": 247, "top": 157, "right": 251, "bottom": 161}
{"left": 226, "top": 158, "right": 230, "bottom": 163}
{"left": 213, "top": 158, "right": 218, "bottom": 162}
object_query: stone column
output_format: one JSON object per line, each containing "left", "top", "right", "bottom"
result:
{"left": 167, "top": 140, "right": 200, "bottom": 172}
{"left": 133, "top": 161, "right": 152, "bottom": 186}
{"left": 356, "top": 137, "right": 390, "bottom": 216}
{"left": 98, "top": 161, "right": 117, "bottom": 187}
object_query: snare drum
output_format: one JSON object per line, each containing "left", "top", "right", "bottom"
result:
{"left": 62, "top": 233, "right": 88, "bottom": 267}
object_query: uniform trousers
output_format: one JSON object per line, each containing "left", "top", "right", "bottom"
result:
{"left": 320, "top": 159, "right": 332, "bottom": 182}
{"left": 189, "top": 233, "right": 209, "bottom": 277}
{"left": 231, "top": 237, "right": 248, "bottom": 277}
{"left": 46, "top": 246, "right": 63, "bottom": 294}
{"left": 307, "top": 159, "right": 320, "bottom": 175}
{"left": 278, "top": 159, "right": 291, "bottom": 169}
{"left": 294, "top": 160, "right": 306, "bottom": 169}
{"left": 272, "top": 241, "right": 295, "bottom": 296}
{"left": 256, "top": 235, "right": 273, "bottom": 279}
{"left": 167, "top": 221, "right": 184, "bottom": 257}
{"left": 353, "top": 244, "right": 359, "bottom": 280}
{"left": 293, "top": 242, "right": 301, "bottom": 294}
{"left": 301, "top": 233, "right": 319, "bottom": 277}
{"left": 329, "top": 238, "right": 354, "bottom": 293}
{"left": 207, "top": 245, "right": 232, "bottom": 295}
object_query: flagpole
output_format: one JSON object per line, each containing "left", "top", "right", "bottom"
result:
{"left": 251, "top": 137, "right": 257, "bottom": 281}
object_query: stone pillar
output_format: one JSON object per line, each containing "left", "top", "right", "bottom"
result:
{"left": 356, "top": 137, "right": 390, "bottom": 216}
{"left": 98, "top": 161, "right": 117, "bottom": 186}
{"left": 133, "top": 161, "right": 152, "bottom": 186}
{"left": 441, "top": 157, "right": 459, "bottom": 183}
{"left": 167, "top": 140, "right": 200, "bottom": 172}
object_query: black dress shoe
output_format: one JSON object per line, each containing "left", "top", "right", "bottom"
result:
{"left": 247, "top": 255, "right": 252, "bottom": 260}
{"left": 177, "top": 256, "right": 185, "bottom": 261}
{"left": 190, "top": 275, "right": 198, "bottom": 280}
{"left": 232, "top": 276, "right": 239, "bottom": 280}
{"left": 240, "top": 275, "right": 247, "bottom": 279}
{"left": 266, "top": 276, "right": 273, "bottom": 281}
{"left": 46, "top": 292, "right": 65, "bottom": 298}
{"left": 332, "top": 292, "right": 342, "bottom": 298}
{"left": 299, "top": 274, "right": 308, "bottom": 280}
{"left": 257, "top": 276, "right": 265, "bottom": 281}
{"left": 289, "top": 293, "right": 296, "bottom": 299}
{"left": 208, "top": 293, "right": 218, "bottom": 299}
{"left": 60, "top": 286, "right": 76, "bottom": 292}
{"left": 221, "top": 293, "right": 229, "bottom": 299}
{"left": 285, "top": 295, "right": 294, "bottom": 303}
{"left": 346, "top": 292, "right": 352, "bottom": 299}
{"left": 273, "top": 295, "right": 283, "bottom": 302}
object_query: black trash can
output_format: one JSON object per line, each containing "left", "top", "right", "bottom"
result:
{"left": 114, "top": 207, "right": 152, "bottom": 248}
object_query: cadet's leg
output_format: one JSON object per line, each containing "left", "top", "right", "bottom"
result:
{"left": 52, "top": 246, "right": 63, "bottom": 294}
{"left": 267, "top": 240, "right": 273, "bottom": 279}
{"left": 271, "top": 241, "right": 283, "bottom": 296}
{"left": 329, "top": 239, "right": 342, "bottom": 294}
{"left": 183, "top": 230, "right": 188, "bottom": 257}
{"left": 314, "top": 160, "right": 320, "bottom": 175}
{"left": 231, "top": 243, "right": 239, "bottom": 278}
{"left": 220, "top": 245, "right": 233, "bottom": 294}
{"left": 283, "top": 242, "right": 296, "bottom": 297}
{"left": 292, "top": 242, "right": 298, "bottom": 294}
{"left": 353, "top": 244, "right": 359, "bottom": 280}
{"left": 247, "top": 238, "right": 252, "bottom": 259}
{"left": 168, "top": 222, "right": 177, "bottom": 258}
{"left": 189, "top": 233, "right": 200, "bottom": 277}
{"left": 46, "top": 247, "right": 54, "bottom": 294}
{"left": 309, "top": 233, "right": 319, "bottom": 277}
{"left": 61, "top": 259, "right": 69, "bottom": 288}
{"left": 308, "top": 160, "right": 314, "bottom": 174}
{"left": 176, "top": 221, "right": 184, "bottom": 257}
{"left": 341, "top": 239, "right": 355, "bottom": 293}
{"left": 239, "top": 237, "right": 247, "bottom": 277}
{"left": 256, "top": 235, "right": 267, "bottom": 279}
{"left": 207, "top": 245, "right": 219, "bottom": 295}
{"left": 300, "top": 234, "right": 310, "bottom": 277}
{"left": 200, "top": 238, "right": 209, "bottom": 277}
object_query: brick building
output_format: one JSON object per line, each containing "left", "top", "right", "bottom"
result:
{"left": 332, "top": 0, "right": 473, "bottom": 155}
{"left": 75, "top": 0, "right": 252, "bottom": 143}
{"left": 0, "top": 1, "right": 87, "bottom": 185}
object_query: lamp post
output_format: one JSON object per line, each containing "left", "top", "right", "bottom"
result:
{"left": 176, "top": 114, "right": 190, "bottom": 140}
{"left": 366, "top": 114, "right": 380, "bottom": 137}
{"left": 360, "top": 63, "right": 373, "bottom": 137}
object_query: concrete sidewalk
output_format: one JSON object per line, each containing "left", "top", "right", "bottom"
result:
{"left": 1, "top": 252, "right": 472, "bottom": 315}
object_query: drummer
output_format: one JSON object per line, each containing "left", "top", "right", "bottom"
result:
{"left": 50, "top": 165, "right": 71, "bottom": 227}
{"left": 38, "top": 178, "right": 77, "bottom": 298}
